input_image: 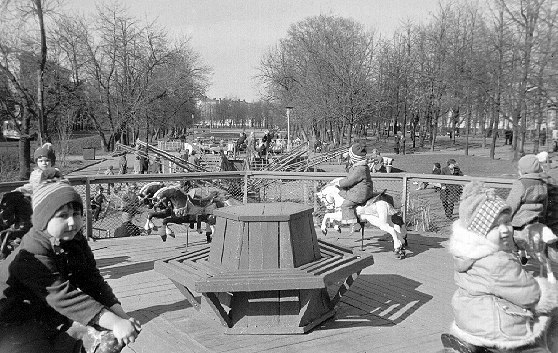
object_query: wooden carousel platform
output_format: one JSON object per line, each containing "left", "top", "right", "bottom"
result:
{"left": 92, "top": 226, "right": 464, "bottom": 353}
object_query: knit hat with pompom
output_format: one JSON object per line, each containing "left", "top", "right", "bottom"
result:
{"left": 458, "top": 181, "right": 511, "bottom": 237}
{"left": 349, "top": 142, "right": 367, "bottom": 164}
{"left": 517, "top": 154, "right": 541, "bottom": 174}
{"left": 34, "top": 143, "right": 56, "bottom": 166}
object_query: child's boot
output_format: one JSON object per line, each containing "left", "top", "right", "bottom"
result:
{"left": 159, "top": 227, "right": 167, "bottom": 242}
{"left": 166, "top": 227, "right": 175, "bottom": 239}
{"left": 440, "top": 333, "right": 485, "bottom": 353}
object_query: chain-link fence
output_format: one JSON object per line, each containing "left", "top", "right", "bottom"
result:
{"left": 403, "top": 174, "right": 513, "bottom": 233}
{"left": 0, "top": 171, "right": 514, "bottom": 240}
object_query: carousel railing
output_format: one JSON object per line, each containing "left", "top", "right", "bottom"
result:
{"left": 0, "top": 171, "right": 514, "bottom": 239}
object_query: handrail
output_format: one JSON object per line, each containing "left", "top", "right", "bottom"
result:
{"left": 0, "top": 170, "right": 515, "bottom": 239}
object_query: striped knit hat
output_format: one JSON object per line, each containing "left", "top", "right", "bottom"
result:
{"left": 349, "top": 142, "right": 367, "bottom": 164}
{"left": 32, "top": 178, "right": 83, "bottom": 230}
{"left": 459, "top": 181, "right": 511, "bottom": 237}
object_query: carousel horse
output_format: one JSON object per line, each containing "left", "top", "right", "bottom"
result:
{"left": 138, "top": 181, "right": 166, "bottom": 208}
{"left": 144, "top": 185, "right": 242, "bottom": 242}
{"left": 0, "top": 190, "right": 32, "bottom": 259}
{"left": 316, "top": 178, "right": 407, "bottom": 256}
{"left": 514, "top": 222, "right": 558, "bottom": 283}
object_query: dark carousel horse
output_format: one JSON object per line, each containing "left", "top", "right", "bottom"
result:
{"left": 0, "top": 191, "right": 33, "bottom": 259}
{"left": 144, "top": 185, "right": 242, "bottom": 243}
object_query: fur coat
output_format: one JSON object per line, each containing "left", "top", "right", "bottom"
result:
{"left": 449, "top": 220, "right": 558, "bottom": 349}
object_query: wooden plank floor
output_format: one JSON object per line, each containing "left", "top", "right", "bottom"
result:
{"left": 89, "top": 226, "right": 543, "bottom": 353}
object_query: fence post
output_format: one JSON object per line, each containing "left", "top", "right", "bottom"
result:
{"left": 243, "top": 172, "right": 249, "bottom": 204}
{"left": 401, "top": 174, "right": 408, "bottom": 224}
{"left": 313, "top": 180, "right": 318, "bottom": 212}
{"left": 85, "top": 178, "right": 93, "bottom": 240}
{"left": 303, "top": 181, "right": 308, "bottom": 205}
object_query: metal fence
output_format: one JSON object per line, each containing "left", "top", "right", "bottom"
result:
{"left": 403, "top": 174, "right": 513, "bottom": 233}
{"left": 0, "top": 171, "right": 513, "bottom": 239}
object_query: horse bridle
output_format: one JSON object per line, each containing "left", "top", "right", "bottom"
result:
{"left": 317, "top": 191, "right": 338, "bottom": 211}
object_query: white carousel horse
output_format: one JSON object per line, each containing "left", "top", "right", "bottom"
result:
{"left": 316, "top": 178, "right": 407, "bottom": 253}
{"left": 139, "top": 181, "right": 165, "bottom": 197}
{"left": 138, "top": 181, "right": 166, "bottom": 206}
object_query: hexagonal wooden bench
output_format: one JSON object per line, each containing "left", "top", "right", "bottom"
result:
{"left": 154, "top": 202, "right": 374, "bottom": 334}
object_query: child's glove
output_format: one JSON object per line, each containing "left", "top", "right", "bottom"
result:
{"left": 534, "top": 277, "right": 558, "bottom": 314}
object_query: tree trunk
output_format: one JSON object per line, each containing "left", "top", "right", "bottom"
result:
{"left": 34, "top": 0, "right": 49, "bottom": 144}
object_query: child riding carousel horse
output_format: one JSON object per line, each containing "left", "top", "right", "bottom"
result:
{"left": 338, "top": 142, "right": 374, "bottom": 233}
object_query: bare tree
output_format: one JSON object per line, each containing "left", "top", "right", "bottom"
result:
{"left": 259, "top": 15, "right": 377, "bottom": 146}
{"left": 0, "top": 0, "right": 59, "bottom": 179}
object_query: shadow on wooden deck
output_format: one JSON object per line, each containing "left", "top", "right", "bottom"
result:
{"left": 324, "top": 231, "right": 447, "bottom": 258}
{"left": 94, "top": 230, "right": 454, "bottom": 352}
{"left": 319, "top": 274, "right": 433, "bottom": 330}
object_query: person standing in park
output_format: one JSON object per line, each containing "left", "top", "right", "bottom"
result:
{"left": 148, "top": 156, "right": 162, "bottom": 174}
{"left": 104, "top": 165, "right": 115, "bottom": 194}
{"left": 114, "top": 212, "right": 143, "bottom": 238}
{"left": 338, "top": 142, "right": 374, "bottom": 233}
{"left": 398, "top": 131, "right": 406, "bottom": 155}
{"left": 505, "top": 154, "right": 549, "bottom": 264}
{"left": 258, "top": 130, "right": 272, "bottom": 158}
{"left": 394, "top": 132, "right": 401, "bottom": 154}
{"left": 440, "top": 159, "right": 464, "bottom": 219}
{"left": 119, "top": 154, "right": 128, "bottom": 175}
{"left": 245, "top": 131, "right": 257, "bottom": 163}
{"left": 140, "top": 149, "right": 149, "bottom": 174}
{"left": 91, "top": 185, "right": 109, "bottom": 221}
{"left": 133, "top": 154, "right": 141, "bottom": 174}
{"left": 235, "top": 131, "right": 247, "bottom": 155}
{"left": 188, "top": 149, "right": 201, "bottom": 168}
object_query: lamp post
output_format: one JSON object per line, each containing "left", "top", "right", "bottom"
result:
{"left": 286, "top": 106, "right": 293, "bottom": 151}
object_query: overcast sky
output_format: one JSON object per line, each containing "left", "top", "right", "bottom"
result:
{"left": 64, "top": 0, "right": 441, "bottom": 102}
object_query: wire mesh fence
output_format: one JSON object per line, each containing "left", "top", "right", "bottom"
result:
{"left": 0, "top": 171, "right": 515, "bottom": 241}
{"left": 404, "top": 174, "right": 513, "bottom": 233}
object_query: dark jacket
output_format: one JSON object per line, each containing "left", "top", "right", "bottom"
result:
{"left": 440, "top": 166, "right": 463, "bottom": 200}
{"left": 506, "top": 173, "right": 548, "bottom": 228}
{"left": 0, "top": 228, "right": 119, "bottom": 326}
{"left": 338, "top": 161, "right": 374, "bottom": 204}
{"left": 114, "top": 221, "right": 142, "bottom": 238}
{"left": 545, "top": 175, "right": 558, "bottom": 234}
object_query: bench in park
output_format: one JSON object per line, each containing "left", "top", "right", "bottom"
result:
{"left": 154, "top": 202, "right": 374, "bottom": 334}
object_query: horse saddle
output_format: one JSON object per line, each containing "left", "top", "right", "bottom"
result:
{"left": 187, "top": 189, "right": 218, "bottom": 208}
{"left": 362, "top": 189, "right": 387, "bottom": 206}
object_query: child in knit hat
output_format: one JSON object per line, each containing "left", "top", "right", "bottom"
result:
{"left": 337, "top": 142, "right": 374, "bottom": 233}
{"left": 15, "top": 143, "right": 60, "bottom": 196}
{"left": 506, "top": 154, "right": 549, "bottom": 264}
{"left": 0, "top": 176, "right": 141, "bottom": 352}
{"left": 445, "top": 181, "right": 558, "bottom": 352}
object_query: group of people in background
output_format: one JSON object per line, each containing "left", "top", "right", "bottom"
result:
{"left": 235, "top": 129, "right": 284, "bottom": 161}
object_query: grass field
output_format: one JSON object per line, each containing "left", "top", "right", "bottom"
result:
{"left": 317, "top": 135, "right": 558, "bottom": 178}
